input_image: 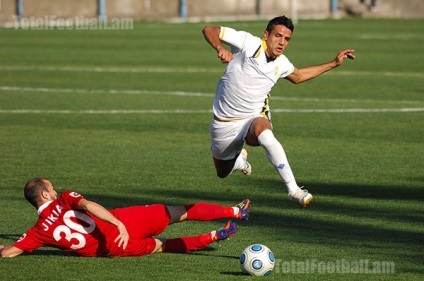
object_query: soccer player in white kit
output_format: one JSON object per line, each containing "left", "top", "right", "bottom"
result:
{"left": 202, "top": 16, "right": 355, "bottom": 208}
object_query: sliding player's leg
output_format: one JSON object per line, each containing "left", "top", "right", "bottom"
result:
{"left": 153, "top": 220, "right": 238, "bottom": 253}
{"left": 166, "top": 199, "right": 251, "bottom": 224}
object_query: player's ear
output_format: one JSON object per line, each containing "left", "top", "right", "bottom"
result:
{"left": 264, "top": 30, "right": 268, "bottom": 39}
{"left": 40, "top": 189, "right": 49, "bottom": 200}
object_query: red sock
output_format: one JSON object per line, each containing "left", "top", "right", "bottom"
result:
{"left": 185, "top": 202, "right": 234, "bottom": 221}
{"left": 163, "top": 233, "right": 213, "bottom": 253}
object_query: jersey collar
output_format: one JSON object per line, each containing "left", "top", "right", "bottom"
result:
{"left": 38, "top": 200, "right": 54, "bottom": 216}
{"left": 256, "top": 38, "right": 279, "bottom": 60}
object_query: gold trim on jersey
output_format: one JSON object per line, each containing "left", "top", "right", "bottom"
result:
{"left": 219, "top": 27, "right": 226, "bottom": 40}
{"left": 257, "top": 38, "right": 280, "bottom": 61}
{"left": 214, "top": 115, "right": 247, "bottom": 122}
{"left": 260, "top": 92, "right": 271, "bottom": 120}
{"left": 261, "top": 38, "right": 268, "bottom": 51}
{"left": 252, "top": 39, "right": 267, "bottom": 58}
{"left": 252, "top": 45, "right": 261, "bottom": 58}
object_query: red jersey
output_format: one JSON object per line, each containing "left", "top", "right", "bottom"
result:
{"left": 13, "top": 191, "right": 170, "bottom": 257}
{"left": 13, "top": 191, "right": 117, "bottom": 256}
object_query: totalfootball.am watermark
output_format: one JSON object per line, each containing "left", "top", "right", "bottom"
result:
{"left": 274, "top": 259, "right": 395, "bottom": 274}
{"left": 12, "top": 15, "right": 133, "bottom": 30}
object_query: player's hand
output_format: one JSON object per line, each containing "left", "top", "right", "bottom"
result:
{"left": 335, "top": 49, "right": 355, "bottom": 66}
{"left": 217, "top": 48, "right": 233, "bottom": 64}
{"left": 114, "top": 221, "right": 129, "bottom": 250}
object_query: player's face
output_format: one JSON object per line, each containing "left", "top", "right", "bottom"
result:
{"left": 264, "top": 24, "right": 292, "bottom": 59}
{"left": 44, "top": 180, "right": 58, "bottom": 200}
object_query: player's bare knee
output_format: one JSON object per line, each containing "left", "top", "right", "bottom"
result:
{"left": 152, "top": 238, "right": 165, "bottom": 253}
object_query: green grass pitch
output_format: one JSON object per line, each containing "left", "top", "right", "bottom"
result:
{"left": 0, "top": 18, "right": 423, "bottom": 280}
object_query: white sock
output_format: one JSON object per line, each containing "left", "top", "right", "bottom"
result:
{"left": 231, "top": 153, "right": 246, "bottom": 173}
{"left": 232, "top": 207, "right": 239, "bottom": 216}
{"left": 258, "top": 130, "right": 299, "bottom": 194}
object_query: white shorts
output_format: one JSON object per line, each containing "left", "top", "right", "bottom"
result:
{"left": 209, "top": 115, "right": 261, "bottom": 160}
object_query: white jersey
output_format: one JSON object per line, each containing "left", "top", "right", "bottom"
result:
{"left": 213, "top": 26, "right": 295, "bottom": 120}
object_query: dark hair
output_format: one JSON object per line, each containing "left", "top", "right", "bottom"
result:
{"left": 24, "top": 177, "right": 49, "bottom": 208}
{"left": 266, "top": 16, "right": 294, "bottom": 33}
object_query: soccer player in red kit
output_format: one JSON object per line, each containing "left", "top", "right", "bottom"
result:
{"left": 0, "top": 177, "right": 251, "bottom": 258}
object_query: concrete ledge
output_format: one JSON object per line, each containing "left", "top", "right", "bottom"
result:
{"left": 1, "top": 0, "right": 423, "bottom": 26}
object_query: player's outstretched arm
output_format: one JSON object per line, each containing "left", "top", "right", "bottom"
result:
{"left": 78, "top": 199, "right": 129, "bottom": 250}
{"left": 202, "top": 26, "right": 233, "bottom": 63}
{"left": 286, "top": 49, "right": 355, "bottom": 84}
{"left": 0, "top": 245, "right": 24, "bottom": 258}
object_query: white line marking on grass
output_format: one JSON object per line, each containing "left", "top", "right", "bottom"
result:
{"left": 334, "top": 70, "right": 424, "bottom": 78}
{"left": 270, "top": 96, "right": 423, "bottom": 105}
{"left": 358, "top": 34, "right": 417, "bottom": 40}
{"left": 0, "top": 109, "right": 213, "bottom": 114}
{"left": 0, "top": 65, "right": 222, "bottom": 74}
{"left": 0, "top": 65, "right": 423, "bottom": 78}
{"left": 0, "top": 108, "right": 423, "bottom": 114}
{"left": 1, "top": 86, "right": 423, "bottom": 105}
{"left": 0, "top": 86, "right": 214, "bottom": 97}
{"left": 272, "top": 108, "right": 424, "bottom": 113}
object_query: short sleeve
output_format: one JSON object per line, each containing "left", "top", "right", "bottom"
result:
{"left": 13, "top": 227, "right": 43, "bottom": 253}
{"left": 59, "top": 190, "right": 85, "bottom": 209}
{"left": 278, "top": 55, "right": 295, "bottom": 78}
{"left": 219, "top": 26, "right": 255, "bottom": 54}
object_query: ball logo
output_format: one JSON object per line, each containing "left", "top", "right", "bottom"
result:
{"left": 252, "top": 259, "right": 263, "bottom": 270}
{"left": 269, "top": 251, "right": 275, "bottom": 262}
{"left": 252, "top": 244, "right": 262, "bottom": 251}
{"left": 240, "top": 253, "right": 246, "bottom": 264}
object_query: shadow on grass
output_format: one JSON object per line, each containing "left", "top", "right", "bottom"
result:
{"left": 310, "top": 181, "right": 424, "bottom": 201}
{"left": 2, "top": 179, "right": 422, "bottom": 272}
{"left": 176, "top": 248, "right": 240, "bottom": 260}
{"left": 220, "top": 271, "right": 247, "bottom": 276}
{"left": 30, "top": 249, "right": 79, "bottom": 257}
{"left": 79, "top": 178, "right": 423, "bottom": 270}
{"left": 80, "top": 180, "right": 423, "bottom": 241}
{"left": 0, "top": 234, "right": 22, "bottom": 241}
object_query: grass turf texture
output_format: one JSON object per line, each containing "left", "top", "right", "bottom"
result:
{"left": 0, "top": 18, "right": 423, "bottom": 280}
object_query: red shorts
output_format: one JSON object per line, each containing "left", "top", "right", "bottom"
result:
{"left": 108, "top": 204, "right": 170, "bottom": 256}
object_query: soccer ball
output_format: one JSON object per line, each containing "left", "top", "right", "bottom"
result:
{"left": 240, "top": 244, "right": 275, "bottom": 276}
